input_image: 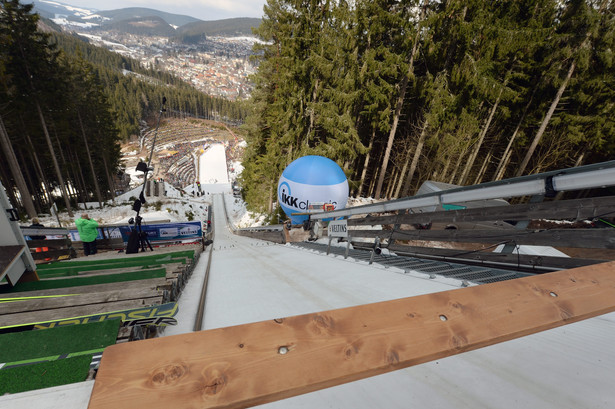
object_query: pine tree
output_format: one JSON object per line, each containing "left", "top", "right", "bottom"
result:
{"left": 1, "top": 0, "right": 74, "bottom": 216}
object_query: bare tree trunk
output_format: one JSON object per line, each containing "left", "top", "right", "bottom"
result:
{"left": 24, "top": 129, "right": 54, "bottom": 210}
{"left": 459, "top": 87, "right": 503, "bottom": 184}
{"left": 0, "top": 114, "right": 37, "bottom": 217}
{"left": 356, "top": 129, "right": 375, "bottom": 197}
{"left": 401, "top": 119, "right": 430, "bottom": 196}
{"left": 493, "top": 89, "right": 535, "bottom": 181}
{"left": 516, "top": 61, "right": 576, "bottom": 177}
{"left": 72, "top": 150, "right": 89, "bottom": 209}
{"left": 102, "top": 153, "right": 116, "bottom": 202}
{"left": 386, "top": 169, "right": 399, "bottom": 199}
{"left": 77, "top": 110, "right": 103, "bottom": 208}
{"left": 26, "top": 148, "right": 50, "bottom": 210}
{"left": 0, "top": 159, "right": 21, "bottom": 208}
{"left": 494, "top": 149, "right": 513, "bottom": 181}
{"left": 17, "top": 148, "right": 41, "bottom": 214}
{"left": 37, "top": 103, "right": 73, "bottom": 216}
{"left": 368, "top": 166, "right": 379, "bottom": 198}
{"left": 394, "top": 149, "right": 411, "bottom": 198}
{"left": 305, "top": 79, "right": 319, "bottom": 147}
{"left": 438, "top": 155, "right": 452, "bottom": 182}
{"left": 473, "top": 148, "right": 492, "bottom": 185}
{"left": 448, "top": 152, "right": 465, "bottom": 184}
{"left": 373, "top": 4, "right": 426, "bottom": 198}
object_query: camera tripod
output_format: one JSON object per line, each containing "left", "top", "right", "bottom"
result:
{"left": 132, "top": 216, "right": 153, "bottom": 253}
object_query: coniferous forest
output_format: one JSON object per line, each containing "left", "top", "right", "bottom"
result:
{"left": 0, "top": 0, "right": 247, "bottom": 219}
{"left": 240, "top": 0, "right": 615, "bottom": 213}
{"left": 2, "top": 0, "right": 614, "bottom": 219}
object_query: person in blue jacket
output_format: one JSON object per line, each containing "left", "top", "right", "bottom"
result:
{"left": 75, "top": 213, "right": 99, "bottom": 256}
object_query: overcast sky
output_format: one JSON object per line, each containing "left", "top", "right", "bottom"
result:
{"left": 61, "top": 0, "right": 265, "bottom": 21}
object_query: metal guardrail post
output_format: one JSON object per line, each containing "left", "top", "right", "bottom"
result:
{"left": 369, "top": 237, "right": 380, "bottom": 265}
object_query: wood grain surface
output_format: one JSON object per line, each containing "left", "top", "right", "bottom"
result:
{"left": 88, "top": 261, "right": 615, "bottom": 409}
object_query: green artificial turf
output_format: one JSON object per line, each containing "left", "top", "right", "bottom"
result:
{"left": 35, "top": 250, "right": 195, "bottom": 270}
{"left": 0, "top": 267, "right": 166, "bottom": 293}
{"left": 0, "top": 319, "right": 120, "bottom": 363}
{"left": 35, "top": 262, "right": 168, "bottom": 278}
{"left": 0, "top": 355, "right": 92, "bottom": 394}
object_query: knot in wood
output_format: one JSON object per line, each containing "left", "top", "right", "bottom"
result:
{"left": 450, "top": 334, "right": 468, "bottom": 350}
{"left": 202, "top": 376, "right": 227, "bottom": 396}
{"left": 385, "top": 349, "right": 400, "bottom": 365}
{"left": 311, "top": 314, "right": 335, "bottom": 335}
{"left": 150, "top": 364, "right": 187, "bottom": 386}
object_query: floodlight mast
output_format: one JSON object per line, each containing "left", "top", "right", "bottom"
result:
{"left": 126, "top": 96, "right": 166, "bottom": 254}
{"left": 146, "top": 96, "right": 167, "bottom": 171}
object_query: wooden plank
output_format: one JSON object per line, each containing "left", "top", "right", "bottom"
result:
{"left": 0, "top": 287, "right": 164, "bottom": 314}
{"left": 349, "top": 195, "right": 615, "bottom": 226}
{"left": 0, "top": 246, "right": 24, "bottom": 278}
{"left": 30, "top": 248, "right": 72, "bottom": 260}
{"left": 236, "top": 230, "right": 285, "bottom": 244}
{"left": 20, "top": 227, "right": 69, "bottom": 236}
{"left": 351, "top": 228, "right": 615, "bottom": 249}
{"left": 39, "top": 263, "right": 182, "bottom": 280}
{"left": 27, "top": 238, "right": 71, "bottom": 248}
{"left": 1, "top": 297, "right": 163, "bottom": 327}
{"left": 89, "top": 261, "right": 615, "bottom": 409}
{"left": 1, "top": 278, "right": 169, "bottom": 299}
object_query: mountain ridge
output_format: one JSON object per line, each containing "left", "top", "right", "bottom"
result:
{"left": 32, "top": 1, "right": 261, "bottom": 37}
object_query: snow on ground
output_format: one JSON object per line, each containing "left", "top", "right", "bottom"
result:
{"left": 493, "top": 244, "right": 570, "bottom": 257}
{"left": 226, "top": 195, "right": 266, "bottom": 228}
{"left": 121, "top": 160, "right": 145, "bottom": 186}
{"left": 51, "top": 18, "right": 98, "bottom": 28}
{"left": 199, "top": 143, "right": 229, "bottom": 184}
{"left": 31, "top": 182, "right": 211, "bottom": 228}
{"left": 228, "top": 160, "right": 243, "bottom": 182}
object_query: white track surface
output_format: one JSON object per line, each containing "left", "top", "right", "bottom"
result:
{"left": 3, "top": 146, "right": 615, "bottom": 409}
{"left": 199, "top": 143, "right": 229, "bottom": 185}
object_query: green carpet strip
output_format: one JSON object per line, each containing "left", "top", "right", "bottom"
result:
{"left": 0, "top": 320, "right": 120, "bottom": 363}
{"left": 35, "top": 250, "right": 195, "bottom": 270}
{"left": 0, "top": 267, "right": 166, "bottom": 293}
{"left": 0, "top": 355, "right": 93, "bottom": 394}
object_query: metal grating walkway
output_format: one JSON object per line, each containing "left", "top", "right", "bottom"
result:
{"left": 290, "top": 241, "right": 533, "bottom": 285}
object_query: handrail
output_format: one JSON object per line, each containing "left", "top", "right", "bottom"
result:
{"left": 89, "top": 261, "right": 615, "bottom": 409}
{"left": 308, "top": 160, "right": 615, "bottom": 220}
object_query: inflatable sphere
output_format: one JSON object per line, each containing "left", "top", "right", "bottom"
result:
{"left": 278, "top": 156, "right": 349, "bottom": 224}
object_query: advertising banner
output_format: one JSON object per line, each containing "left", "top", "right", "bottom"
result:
{"left": 69, "top": 221, "right": 202, "bottom": 244}
{"left": 328, "top": 219, "right": 348, "bottom": 238}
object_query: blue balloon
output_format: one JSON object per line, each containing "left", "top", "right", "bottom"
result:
{"left": 278, "top": 156, "right": 349, "bottom": 224}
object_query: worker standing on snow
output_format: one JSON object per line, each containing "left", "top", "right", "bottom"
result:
{"left": 75, "top": 213, "right": 99, "bottom": 256}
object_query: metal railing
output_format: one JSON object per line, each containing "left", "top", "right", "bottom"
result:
{"left": 307, "top": 160, "right": 615, "bottom": 220}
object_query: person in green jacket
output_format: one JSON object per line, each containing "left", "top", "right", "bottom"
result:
{"left": 75, "top": 213, "right": 99, "bottom": 256}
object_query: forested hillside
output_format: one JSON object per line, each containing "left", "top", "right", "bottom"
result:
{"left": 174, "top": 18, "right": 262, "bottom": 42}
{"left": 241, "top": 0, "right": 615, "bottom": 212}
{"left": 96, "top": 7, "right": 200, "bottom": 28}
{"left": 52, "top": 32, "right": 249, "bottom": 139}
{"left": 0, "top": 0, "right": 247, "bottom": 219}
{"left": 1, "top": 0, "right": 123, "bottom": 220}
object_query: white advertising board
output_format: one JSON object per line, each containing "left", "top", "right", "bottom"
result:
{"left": 328, "top": 219, "right": 348, "bottom": 238}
